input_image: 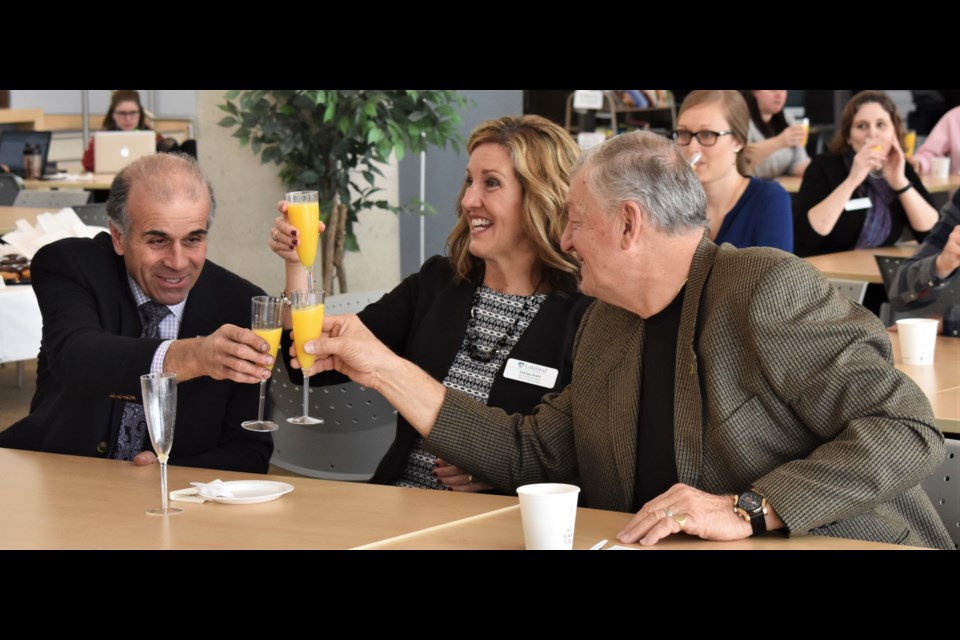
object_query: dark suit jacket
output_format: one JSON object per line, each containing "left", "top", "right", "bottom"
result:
{"left": 284, "top": 255, "right": 592, "bottom": 485}
{"left": 428, "top": 236, "right": 952, "bottom": 549}
{"left": 0, "top": 233, "right": 273, "bottom": 473}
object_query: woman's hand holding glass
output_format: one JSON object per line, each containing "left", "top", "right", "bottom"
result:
{"left": 268, "top": 200, "right": 327, "bottom": 266}
{"left": 850, "top": 138, "right": 886, "bottom": 183}
{"left": 778, "top": 122, "right": 807, "bottom": 149}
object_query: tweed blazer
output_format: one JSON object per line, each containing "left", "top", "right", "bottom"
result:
{"left": 428, "top": 236, "right": 952, "bottom": 549}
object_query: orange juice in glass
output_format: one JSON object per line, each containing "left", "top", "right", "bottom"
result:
{"left": 288, "top": 288, "right": 325, "bottom": 425}
{"left": 286, "top": 191, "right": 320, "bottom": 287}
{"left": 242, "top": 296, "right": 285, "bottom": 432}
{"left": 800, "top": 118, "right": 809, "bottom": 147}
{"left": 253, "top": 327, "right": 282, "bottom": 367}
{"left": 904, "top": 130, "right": 917, "bottom": 157}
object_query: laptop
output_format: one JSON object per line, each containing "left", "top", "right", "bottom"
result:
{"left": 94, "top": 131, "right": 156, "bottom": 173}
{"left": 0, "top": 130, "right": 52, "bottom": 177}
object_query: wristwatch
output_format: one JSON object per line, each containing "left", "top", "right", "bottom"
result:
{"left": 733, "top": 490, "right": 768, "bottom": 536}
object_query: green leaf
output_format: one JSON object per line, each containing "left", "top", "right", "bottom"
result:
{"left": 299, "top": 169, "right": 319, "bottom": 184}
{"left": 394, "top": 141, "right": 405, "bottom": 162}
{"left": 367, "top": 127, "right": 384, "bottom": 144}
{"left": 225, "top": 89, "right": 241, "bottom": 100}
{"left": 218, "top": 116, "right": 238, "bottom": 128}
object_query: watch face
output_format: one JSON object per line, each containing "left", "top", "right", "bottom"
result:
{"left": 738, "top": 492, "right": 763, "bottom": 512}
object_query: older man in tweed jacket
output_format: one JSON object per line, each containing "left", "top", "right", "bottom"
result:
{"left": 306, "top": 131, "right": 951, "bottom": 549}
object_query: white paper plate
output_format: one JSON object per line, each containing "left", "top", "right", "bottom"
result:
{"left": 198, "top": 480, "right": 294, "bottom": 505}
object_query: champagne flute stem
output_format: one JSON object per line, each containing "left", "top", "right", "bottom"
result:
{"left": 257, "top": 379, "right": 267, "bottom": 422}
{"left": 305, "top": 267, "right": 315, "bottom": 291}
{"left": 302, "top": 374, "right": 310, "bottom": 418}
{"left": 160, "top": 462, "right": 169, "bottom": 513}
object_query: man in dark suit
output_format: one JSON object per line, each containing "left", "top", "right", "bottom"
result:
{"left": 0, "top": 153, "right": 274, "bottom": 473}
{"left": 299, "top": 131, "right": 951, "bottom": 549}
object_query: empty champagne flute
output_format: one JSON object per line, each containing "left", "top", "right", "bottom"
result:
{"left": 242, "top": 295, "right": 285, "bottom": 432}
{"left": 286, "top": 190, "right": 320, "bottom": 290}
{"left": 141, "top": 372, "right": 183, "bottom": 516}
{"left": 287, "top": 287, "right": 325, "bottom": 425}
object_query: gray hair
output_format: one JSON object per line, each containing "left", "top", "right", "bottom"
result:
{"left": 106, "top": 152, "right": 216, "bottom": 235}
{"left": 572, "top": 130, "right": 708, "bottom": 235}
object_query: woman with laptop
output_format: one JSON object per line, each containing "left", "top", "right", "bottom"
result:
{"left": 81, "top": 90, "right": 168, "bottom": 172}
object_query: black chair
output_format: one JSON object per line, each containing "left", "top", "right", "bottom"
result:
{"left": 0, "top": 174, "right": 21, "bottom": 206}
{"left": 72, "top": 203, "right": 109, "bottom": 228}
{"left": 877, "top": 254, "right": 960, "bottom": 325}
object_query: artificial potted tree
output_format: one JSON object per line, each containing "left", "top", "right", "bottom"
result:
{"left": 218, "top": 90, "right": 467, "bottom": 293}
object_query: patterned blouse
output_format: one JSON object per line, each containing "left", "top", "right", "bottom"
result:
{"left": 391, "top": 285, "right": 547, "bottom": 490}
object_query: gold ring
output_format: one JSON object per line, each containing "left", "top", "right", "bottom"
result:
{"left": 672, "top": 513, "right": 688, "bottom": 531}
{"left": 272, "top": 231, "right": 279, "bottom": 242}
{"left": 663, "top": 507, "right": 674, "bottom": 518}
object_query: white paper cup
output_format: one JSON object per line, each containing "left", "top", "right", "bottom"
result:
{"left": 930, "top": 157, "right": 950, "bottom": 180}
{"left": 896, "top": 318, "right": 939, "bottom": 365}
{"left": 516, "top": 483, "right": 580, "bottom": 550}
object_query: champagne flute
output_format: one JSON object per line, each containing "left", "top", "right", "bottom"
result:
{"left": 242, "top": 295, "right": 285, "bottom": 432}
{"left": 141, "top": 373, "right": 183, "bottom": 516}
{"left": 287, "top": 287, "right": 325, "bottom": 425}
{"left": 286, "top": 191, "right": 320, "bottom": 290}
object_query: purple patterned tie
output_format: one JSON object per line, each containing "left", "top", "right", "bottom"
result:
{"left": 113, "top": 301, "right": 170, "bottom": 460}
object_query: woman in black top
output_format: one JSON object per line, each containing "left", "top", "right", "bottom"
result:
{"left": 794, "top": 90, "right": 938, "bottom": 257}
{"left": 269, "top": 115, "right": 590, "bottom": 492}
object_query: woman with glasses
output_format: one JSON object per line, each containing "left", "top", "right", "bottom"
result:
{"left": 794, "top": 91, "right": 937, "bottom": 258}
{"left": 673, "top": 90, "right": 793, "bottom": 251}
{"left": 741, "top": 90, "right": 811, "bottom": 179}
{"left": 81, "top": 90, "right": 168, "bottom": 173}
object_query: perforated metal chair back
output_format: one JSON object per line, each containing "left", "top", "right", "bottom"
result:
{"left": 0, "top": 174, "right": 21, "bottom": 206}
{"left": 921, "top": 438, "right": 960, "bottom": 550}
{"left": 268, "top": 289, "right": 395, "bottom": 481}
{"left": 14, "top": 189, "right": 92, "bottom": 209}
{"left": 72, "top": 203, "right": 109, "bottom": 228}
{"left": 828, "top": 278, "right": 869, "bottom": 305}
{"left": 875, "top": 255, "right": 906, "bottom": 296}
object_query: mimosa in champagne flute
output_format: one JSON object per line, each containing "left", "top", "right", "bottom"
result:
{"left": 288, "top": 287, "right": 325, "bottom": 425}
{"left": 141, "top": 372, "right": 183, "bottom": 516}
{"left": 242, "top": 295, "right": 285, "bottom": 432}
{"left": 286, "top": 191, "right": 320, "bottom": 290}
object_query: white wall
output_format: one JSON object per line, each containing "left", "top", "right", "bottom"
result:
{"left": 10, "top": 90, "right": 197, "bottom": 116}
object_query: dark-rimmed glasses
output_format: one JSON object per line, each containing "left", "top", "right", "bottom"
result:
{"left": 671, "top": 129, "right": 734, "bottom": 146}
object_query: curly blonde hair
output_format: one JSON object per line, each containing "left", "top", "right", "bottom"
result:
{"left": 447, "top": 115, "right": 581, "bottom": 294}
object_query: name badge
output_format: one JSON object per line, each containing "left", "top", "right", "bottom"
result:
{"left": 845, "top": 197, "right": 872, "bottom": 211}
{"left": 503, "top": 358, "right": 559, "bottom": 389}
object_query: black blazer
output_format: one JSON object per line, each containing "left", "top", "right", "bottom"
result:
{"left": 283, "top": 255, "right": 592, "bottom": 485}
{"left": 0, "top": 233, "right": 273, "bottom": 473}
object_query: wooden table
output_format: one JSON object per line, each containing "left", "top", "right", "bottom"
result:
{"left": 0, "top": 449, "right": 517, "bottom": 550}
{"left": 22, "top": 174, "right": 115, "bottom": 191}
{"left": 0, "top": 206, "right": 48, "bottom": 233}
{"left": 803, "top": 244, "right": 917, "bottom": 284}
{"left": 891, "top": 334, "right": 960, "bottom": 434}
{"left": 777, "top": 173, "right": 960, "bottom": 194}
{"left": 360, "top": 502, "right": 918, "bottom": 550}
{"left": 0, "top": 449, "right": 919, "bottom": 550}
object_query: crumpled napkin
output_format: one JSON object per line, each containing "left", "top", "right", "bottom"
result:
{"left": 1, "top": 207, "right": 107, "bottom": 260}
{"left": 170, "top": 479, "right": 236, "bottom": 503}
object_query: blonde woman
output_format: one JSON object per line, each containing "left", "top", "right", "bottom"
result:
{"left": 270, "top": 115, "right": 591, "bottom": 492}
